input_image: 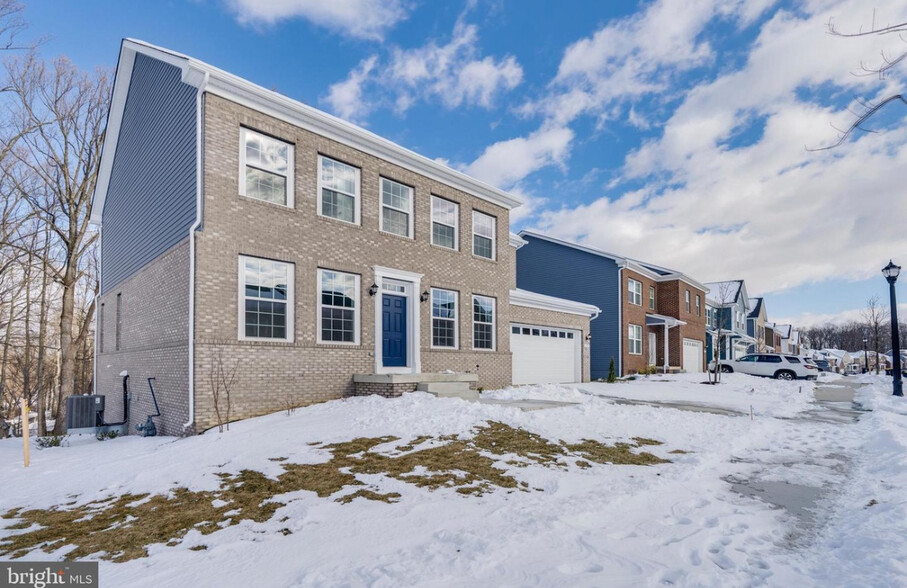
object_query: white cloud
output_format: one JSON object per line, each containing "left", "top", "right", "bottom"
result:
{"left": 464, "top": 125, "right": 573, "bottom": 188}
{"left": 224, "top": 0, "right": 409, "bottom": 40}
{"left": 322, "top": 20, "right": 522, "bottom": 121}
{"left": 502, "top": 0, "right": 907, "bottom": 304}
{"left": 324, "top": 56, "right": 378, "bottom": 123}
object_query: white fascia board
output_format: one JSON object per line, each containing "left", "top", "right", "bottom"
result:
{"left": 510, "top": 288, "right": 601, "bottom": 318}
{"left": 91, "top": 39, "right": 523, "bottom": 226}
{"left": 509, "top": 232, "right": 527, "bottom": 249}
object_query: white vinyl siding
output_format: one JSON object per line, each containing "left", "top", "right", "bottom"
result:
{"left": 431, "top": 196, "right": 458, "bottom": 249}
{"left": 472, "top": 210, "right": 496, "bottom": 260}
{"left": 240, "top": 128, "right": 293, "bottom": 207}
{"left": 628, "top": 324, "right": 643, "bottom": 355}
{"left": 628, "top": 278, "right": 642, "bottom": 306}
{"left": 431, "top": 288, "right": 458, "bottom": 348}
{"left": 318, "top": 269, "right": 360, "bottom": 344}
{"left": 472, "top": 295, "right": 495, "bottom": 350}
{"left": 318, "top": 155, "right": 360, "bottom": 224}
{"left": 239, "top": 256, "right": 294, "bottom": 342}
{"left": 380, "top": 177, "right": 413, "bottom": 238}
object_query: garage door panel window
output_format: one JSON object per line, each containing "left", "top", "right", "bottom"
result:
{"left": 628, "top": 324, "right": 643, "bottom": 355}
{"left": 432, "top": 288, "right": 458, "bottom": 348}
{"left": 473, "top": 295, "right": 495, "bottom": 350}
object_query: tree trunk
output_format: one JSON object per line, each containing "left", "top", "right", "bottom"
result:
{"left": 35, "top": 241, "right": 49, "bottom": 436}
{"left": 52, "top": 261, "right": 77, "bottom": 435}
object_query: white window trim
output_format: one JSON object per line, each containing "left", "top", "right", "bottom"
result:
{"left": 238, "top": 255, "right": 295, "bottom": 343}
{"left": 316, "top": 268, "right": 360, "bottom": 345}
{"left": 379, "top": 177, "right": 414, "bottom": 238}
{"left": 628, "top": 278, "right": 642, "bottom": 306}
{"left": 471, "top": 210, "right": 496, "bottom": 260}
{"left": 431, "top": 195, "right": 459, "bottom": 250}
{"left": 472, "top": 294, "right": 496, "bottom": 351}
{"left": 628, "top": 324, "right": 643, "bottom": 355}
{"left": 238, "top": 127, "right": 294, "bottom": 208}
{"left": 317, "top": 154, "right": 361, "bottom": 225}
{"left": 430, "top": 287, "right": 459, "bottom": 349}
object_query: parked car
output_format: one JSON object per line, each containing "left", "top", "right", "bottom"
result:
{"left": 811, "top": 358, "right": 830, "bottom": 372}
{"left": 708, "top": 353, "right": 818, "bottom": 380}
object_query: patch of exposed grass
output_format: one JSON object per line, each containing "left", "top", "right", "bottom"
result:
{"left": 0, "top": 422, "right": 672, "bottom": 563}
{"left": 668, "top": 449, "right": 690, "bottom": 455}
{"left": 632, "top": 437, "right": 663, "bottom": 446}
{"left": 189, "top": 545, "right": 208, "bottom": 551}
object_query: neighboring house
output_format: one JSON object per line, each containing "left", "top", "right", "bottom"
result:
{"left": 774, "top": 324, "right": 796, "bottom": 354}
{"left": 515, "top": 231, "right": 709, "bottom": 378}
{"left": 91, "top": 40, "right": 596, "bottom": 435}
{"left": 746, "top": 297, "right": 768, "bottom": 352}
{"left": 821, "top": 349, "right": 853, "bottom": 373}
{"left": 704, "top": 280, "right": 755, "bottom": 361}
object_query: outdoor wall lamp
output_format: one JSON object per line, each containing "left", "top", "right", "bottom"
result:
{"left": 882, "top": 260, "right": 903, "bottom": 396}
{"left": 585, "top": 333, "right": 592, "bottom": 341}
{"left": 420, "top": 290, "right": 430, "bottom": 302}
{"left": 368, "top": 283, "right": 378, "bottom": 297}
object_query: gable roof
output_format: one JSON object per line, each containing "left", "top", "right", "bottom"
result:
{"left": 773, "top": 323, "right": 793, "bottom": 338}
{"left": 747, "top": 297, "right": 763, "bottom": 318}
{"left": 518, "top": 230, "right": 710, "bottom": 293}
{"left": 91, "top": 39, "right": 522, "bottom": 224}
{"left": 703, "top": 280, "right": 743, "bottom": 305}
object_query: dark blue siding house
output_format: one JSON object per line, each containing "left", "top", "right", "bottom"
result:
{"left": 516, "top": 232, "right": 621, "bottom": 380}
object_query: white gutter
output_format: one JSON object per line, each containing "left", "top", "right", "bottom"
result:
{"left": 184, "top": 69, "right": 208, "bottom": 431}
{"left": 92, "top": 227, "right": 101, "bottom": 395}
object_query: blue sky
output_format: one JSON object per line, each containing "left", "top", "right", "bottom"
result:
{"left": 22, "top": 0, "right": 907, "bottom": 328}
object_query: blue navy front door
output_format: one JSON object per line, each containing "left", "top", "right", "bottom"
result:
{"left": 382, "top": 295, "right": 407, "bottom": 367}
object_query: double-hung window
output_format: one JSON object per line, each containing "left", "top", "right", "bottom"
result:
{"left": 431, "top": 196, "right": 458, "bottom": 249}
{"left": 240, "top": 128, "right": 293, "bottom": 207}
{"left": 431, "top": 288, "right": 458, "bottom": 348}
{"left": 318, "top": 269, "right": 360, "bottom": 344}
{"left": 685, "top": 290, "right": 691, "bottom": 313}
{"left": 472, "top": 211, "right": 496, "bottom": 260}
{"left": 649, "top": 286, "right": 656, "bottom": 310}
{"left": 380, "top": 178, "right": 413, "bottom": 238}
{"left": 628, "top": 278, "right": 642, "bottom": 305}
{"left": 628, "top": 324, "right": 643, "bottom": 355}
{"left": 696, "top": 295, "right": 701, "bottom": 316}
{"left": 240, "top": 256, "right": 294, "bottom": 341}
{"left": 318, "top": 156, "right": 360, "bottom": 224}
{"left": 472, "top": 295, "right": 495, "bottom": 350}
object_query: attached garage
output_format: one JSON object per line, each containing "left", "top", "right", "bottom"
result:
{"left": 508, "top": 288, "right": 601, "bottom": 386}
{"left": 511, "top": 325, "right": 581, "bottom": 385}
{"left": 683, "top": 338, "right": 703, "bottom": 372}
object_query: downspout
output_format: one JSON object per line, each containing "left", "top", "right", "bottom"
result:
{"left": 616, "top": 265, "right": 623, "bottom": 376}
{"left": 184, "top": 70, "right": 208, "bottom": 432}
{"left": 92, "top": 225, "right": 101, "bottom": 394}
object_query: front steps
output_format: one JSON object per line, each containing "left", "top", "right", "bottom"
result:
{"left": 416, "top": 381, "right": 479, "bottom": 400}
{"left": 351, "top": 372, "right": 479, "bottom": 398}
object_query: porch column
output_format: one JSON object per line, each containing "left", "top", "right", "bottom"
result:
{"left": 663, "top": 324, "right": 670, "bottom": 373}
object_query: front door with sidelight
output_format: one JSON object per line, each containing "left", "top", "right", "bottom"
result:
{"left": 382, "top": 294, "right": 407, "bottom": 367}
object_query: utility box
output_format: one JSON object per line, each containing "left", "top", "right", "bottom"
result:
{"left": 66, "top": 395, "right": 105, "bottom": 430}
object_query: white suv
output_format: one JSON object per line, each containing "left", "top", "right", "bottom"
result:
{"left": 708, "top": 353, "right": 818, "bottom": 380}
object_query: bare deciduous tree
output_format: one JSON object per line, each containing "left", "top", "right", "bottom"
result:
{"left": 812, "top": 14, "right": 907, "bottom": 150}
{"left": 208, "top": 342, "right": 237, "bottom": 433}
{"left": 3, "top": 53, "right": 109, "bottom": 433}
{"left": 708, "top": 282, "right": 738, "bottom": 384}
{"left": 863, "top": 295, "right": 888, "bottom": 374}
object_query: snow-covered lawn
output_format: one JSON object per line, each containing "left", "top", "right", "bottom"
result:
{"left": 1, "top": 373, "right": 904, "bottom": 587}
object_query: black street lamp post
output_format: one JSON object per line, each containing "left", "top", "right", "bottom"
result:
{"left": 882, "top": 260, "right": 903, "bottom": 397}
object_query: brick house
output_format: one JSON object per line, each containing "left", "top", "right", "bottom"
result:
{"left": 91, "top": 40, "right": 597, "bottom": 435}
{"left": 514, "top": 231, "right": 708, "bottom": 378}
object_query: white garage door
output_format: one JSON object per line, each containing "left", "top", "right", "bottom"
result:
{"left": 683, "top": 338, "right": 703, "bottom": 372}
{"left": 511, "top": 324, "right": 581, "bottom": 385}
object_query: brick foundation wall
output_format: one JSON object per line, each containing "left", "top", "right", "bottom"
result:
{"left": 192, "top": 94, "right": 515, "bottom": 432}
{"left": 96, "top": 240, "right": 191, "bottom": 436}
{"left": 350, "top": 382, "right": 419, "bottom": 398}
{"left": 510, "top": 304, "right": 593, "bottom": 382}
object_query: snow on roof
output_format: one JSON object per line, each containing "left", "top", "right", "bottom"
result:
{"left": 703, "top": 280, "right": 743, "bottom": 304}
{"left": 747, "top": 297, "right": 763, "bottom": 318}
